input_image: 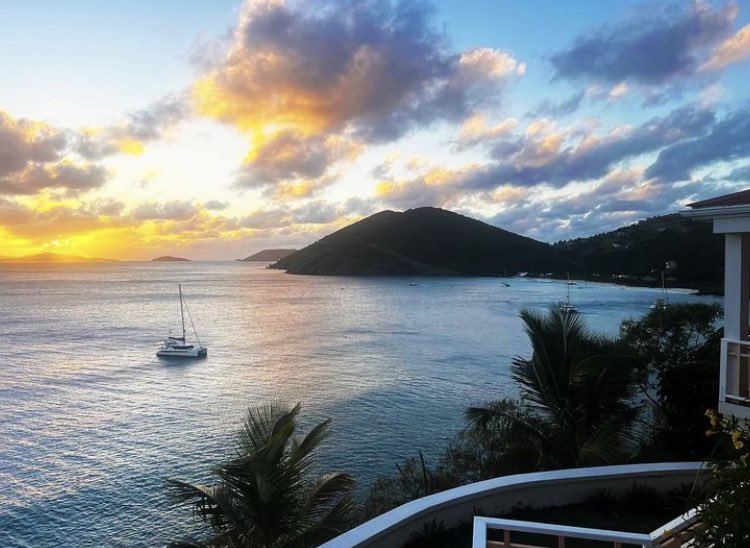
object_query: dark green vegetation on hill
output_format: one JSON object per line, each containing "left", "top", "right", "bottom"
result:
{"left": 271, "top": 207, "right": 568, "bottom": 276}
{"left": 556, "top": 213, "right": 723, "bottom": 291}
{"left": 151, "top": 256, "right": 190, "bottom": 261}
{"left": 240, "top": 248, "right": 297, "bottom": 261}
{"left": 272, "top": 208, "right": 723, "bottom": 291}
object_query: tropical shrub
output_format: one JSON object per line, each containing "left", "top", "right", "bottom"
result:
{"left": 696, "top": 410, "right": 750, "bottom": 546}
{"left": 470, "top": 308, "right": 642, "bottom": 468}
{"left": 621, "top": 303, "right": 722, "bottom": 459}
{"left": 167, "top": 402, "right": 355, "bottom": 548}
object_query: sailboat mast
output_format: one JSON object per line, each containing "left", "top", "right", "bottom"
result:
{"left": 178, "top": 283, "right": 186, "bottom": 339}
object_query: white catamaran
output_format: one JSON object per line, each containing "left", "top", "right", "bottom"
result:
{"left": 156, "top": 284, "right": 207, "bottom": 358}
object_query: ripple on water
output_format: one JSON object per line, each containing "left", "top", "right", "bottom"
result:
{"left": 0, "top": 262, "right": 721, "bottom": 546}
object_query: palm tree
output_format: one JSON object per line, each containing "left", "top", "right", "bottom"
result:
{"left": 468, "top": 307, "right": 641, "bottom": 469}
{"left": 167, "top": 402, "right": 355, "bottom": 548}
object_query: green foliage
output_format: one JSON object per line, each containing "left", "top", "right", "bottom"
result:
{"left": 362, "top": 305, "right": 723, "bottom": 526}
{"left": 362, "top": 451, "right": 455, "bottom": 520}
{"left": 471, "top": 308, "right": 642, "bottom": 468}
{"left": 403, "top": 519, "right": 450, "bottom": 548}
{"left": 450, "top": 399, "right": 547, "bottom": 481}
{"left": 167, "top": 402, "right": 355, "bottom": 548}
{"left": 696, "top": 411, "right": 750, "bottom": 547}
{"left": 363, "top": 309, "right": 645, "bottom": 520}
{"left": 621, "top": 303, "right": 722, "bottom": 459}
{"left": 557, "top": 213, "right": 723, "bottom": 286}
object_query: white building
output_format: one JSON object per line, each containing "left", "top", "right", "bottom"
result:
{"left": 685, "top": 188, "right": 750, "bottom": 419}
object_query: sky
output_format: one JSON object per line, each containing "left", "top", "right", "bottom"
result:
{"left": 1, "top": 0, "right": 750, "bottom": 260}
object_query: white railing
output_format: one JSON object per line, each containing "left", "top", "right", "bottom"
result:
{"left": 721, "top": 339, "right": 750, "bottom": 416}
{"left": 472, "top": 507, "right": 698, "bottom": 548}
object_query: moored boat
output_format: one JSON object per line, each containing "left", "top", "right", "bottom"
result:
{"left": 157, "top": 284, "right": 207, "bottom": 358}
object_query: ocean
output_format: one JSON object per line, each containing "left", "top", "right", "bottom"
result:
{"left": 0, "top": 261, "right": 720, "bottom": 547}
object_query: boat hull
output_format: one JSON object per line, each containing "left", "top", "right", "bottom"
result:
{"left": 156, "top": 347, "right": 207, "bottom": 358}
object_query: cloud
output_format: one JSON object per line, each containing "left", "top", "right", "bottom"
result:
{"left": 235, "top": 130, "right": 362, "bottom": 187}
{"left": 0, "top": 199, "right": 125, "bottom": 239}
{"left": 726, "top": 163, "right": 750, "bottom": 181}
{"left": 204, "top": 200, "right": 230, "bottom": 211}
{"left": 77, "top": 94, "right": 188, "bottom": 159}
{"left": 608, "top": 82, "right": 628, "bottom": 100}
{"left": 460, "top": 104, "right": 716, "bottom": 189}
{"left": 131, "top": 200, "right": 200, "bottom": 221}
{"left": 194, "top": 0, "right": 524, "bottom": 191}
{"left": 0, "top": 110, "right": 113, "bottom": 197}
{"left": 0, "top": 198, "right": 35, "bottom": 225}
{"left": 454, "top": 115, "right": 518, "bottom": 150}
{"left": 700, "top": 23, "right": 750, "bottom": 71}
{"left": 372, "top": 103, "right": 726, "bottom": 223}
{"left": 528, "top": 91, "right": 585, "bottom": 118}
{"left": 84, "top": 199, "right": 126, "bottom": 216}
{"left": 551, "top": 2, "right": 738, "bottom": 88}
{"left": 646, "top": 108, "right": 750, "bottom": 182}
{"left": 0, "top": 161, "right": 107, "bottom": 196}
{"left": 0, "top": 111, "right": 68, "bottom": 177}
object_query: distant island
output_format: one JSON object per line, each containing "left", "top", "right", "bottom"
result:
{"left": 270, "top": 207, "right": 723, "bottom": 292}
{"left": 239, "top": 249, "right": 297, "bottom": 262}
{"left": 152, "top": 256, "right": 190, "bottom": 262}
{"left": 0, "top": 252, "right": 117, "bottom": 263}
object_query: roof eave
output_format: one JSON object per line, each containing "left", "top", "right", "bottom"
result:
{"left": 681, "top": 204, "right": 750, "bottom": 220}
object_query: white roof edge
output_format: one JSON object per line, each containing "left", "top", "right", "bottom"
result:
{"left": 681, "top": 204, "right": 750, "bottom": 219}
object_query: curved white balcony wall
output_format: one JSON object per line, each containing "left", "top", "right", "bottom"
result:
{"left": 322, "top": 462, "right": 703, "bottom": 548}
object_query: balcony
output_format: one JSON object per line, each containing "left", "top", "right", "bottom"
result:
{"left": 472, "top": 510, "right": 698, "bottom": 547}
{"left": 720, "top": 338, "right": 750, "bottom": 418}
{"left": 322, "top": 462, "right": 703, "bottom": 548}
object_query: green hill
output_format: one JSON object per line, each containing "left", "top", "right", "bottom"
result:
{"left": 555, "top": 213, "right": 722, "bottom": 291}
{"left": 271, "top": 207, "right": 567, "bottom": 276}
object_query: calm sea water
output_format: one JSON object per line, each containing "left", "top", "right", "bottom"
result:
{"left": 0, "top": 262, "right": 719, "bottom": 547}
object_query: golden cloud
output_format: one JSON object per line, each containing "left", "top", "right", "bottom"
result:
{"left": 192, "top": 0, "right": 524, "bottom": 192}
{"left": 700, "top": 23, "right": 750, "bottom": 72}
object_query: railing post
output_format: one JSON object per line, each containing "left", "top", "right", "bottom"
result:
{"left": 557, "top": 535, "right": 565, "bottom": 548}
{"left": 721, "top": 338, "right": 730, "bottom": 403}
{"left": 503, "top": 529, "right": 510, "bottom": 547}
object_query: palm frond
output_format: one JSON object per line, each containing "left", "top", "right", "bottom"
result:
{"left": 237, "top": 401, "right": 300, "bottom": 455}
{"left": 289, "top": 418, "right": 331, "bottom": 470}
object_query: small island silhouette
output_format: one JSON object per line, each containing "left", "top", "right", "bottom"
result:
{"left": 151, "top": 256, "right": 190, "bottom": 262}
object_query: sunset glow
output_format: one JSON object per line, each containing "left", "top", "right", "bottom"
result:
{"left": 2, "top": 0, "right": 750, "bottom": 259}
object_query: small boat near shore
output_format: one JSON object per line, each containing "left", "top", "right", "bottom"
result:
{"left": 650, "top": 270, "right": 670, "bottom": 311}
{"left": 560, "top": 273, "right": 578, "bottom": 313}
{"left": 157, "top": 284, "right": 207, "bottom": 358}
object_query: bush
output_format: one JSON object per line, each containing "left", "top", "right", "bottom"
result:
{"left": 696, "top": 410, "right": 750, "bottom": 546}
{"left": 620, "top": 303, "right": 722, "bottom": 459}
